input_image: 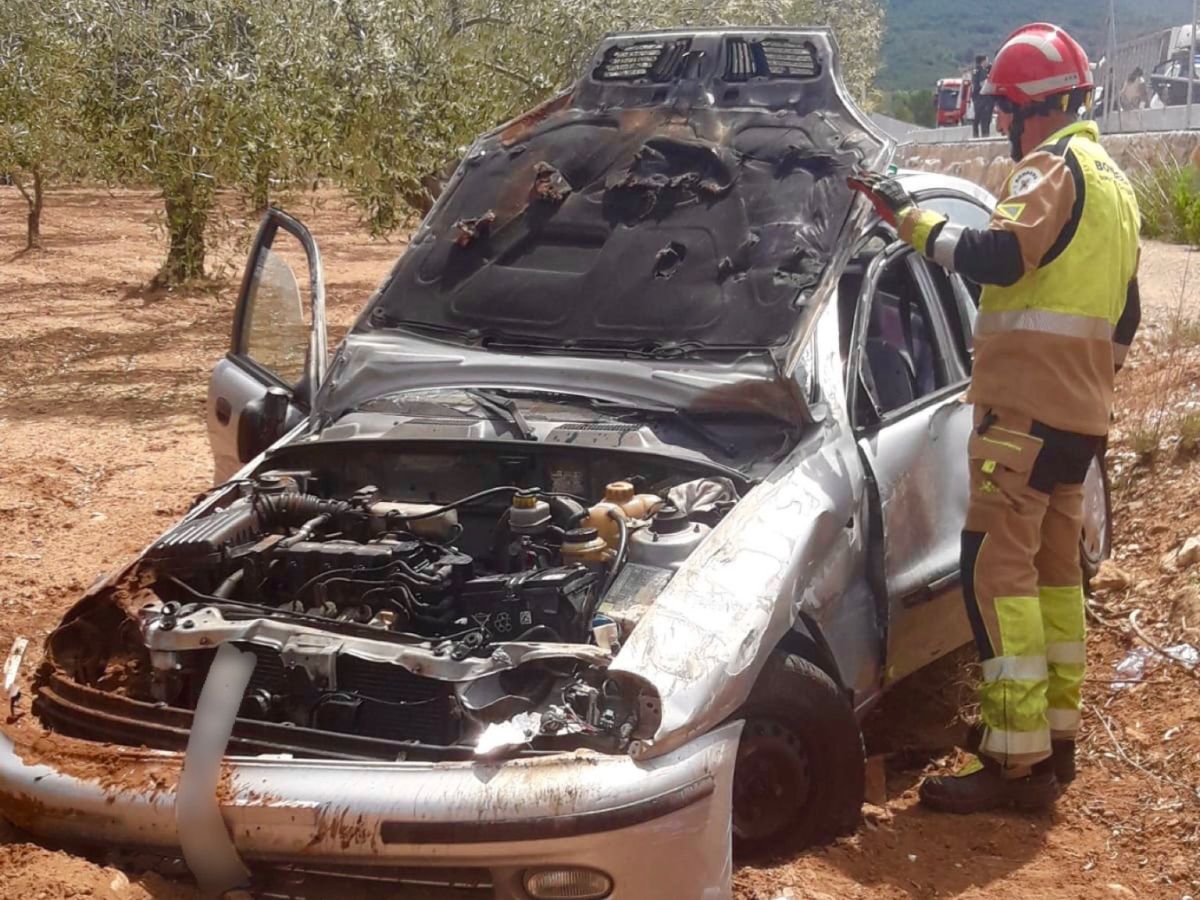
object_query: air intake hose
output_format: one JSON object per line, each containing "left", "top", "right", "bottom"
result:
{"left": 253, "top": 492, "right": 352, "bottom": 528}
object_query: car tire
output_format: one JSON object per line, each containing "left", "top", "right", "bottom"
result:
{"left": 1081, "top": 451, "right": 1112, "bottom": 590}
{"left": 731, "top": 653, "right": 864, "bottom": 859}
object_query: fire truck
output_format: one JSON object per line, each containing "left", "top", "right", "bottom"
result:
{"left": 935, "top": 76, "right": 972, "bottom": 127}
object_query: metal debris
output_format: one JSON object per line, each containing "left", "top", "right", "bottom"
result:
{"left": 453, "top": 211, "right": 495, "bottom": 247}
{"left": 3, "top": 637, "right": 28, "bottom": 717}
{"left": 531, "top": 161, "right": 572, "bottom": 204}
{"left": 475, "top": 711, "right": 542, "bottom": 756}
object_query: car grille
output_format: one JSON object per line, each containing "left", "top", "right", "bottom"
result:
{"left": 234, "top": 642, "right": 459, "bottom": 747}
{"left": 256, "top": 864, "right": 492, "bottom": 899}
{"left": 336, "top": 654, "right": 459, "bottom": 746}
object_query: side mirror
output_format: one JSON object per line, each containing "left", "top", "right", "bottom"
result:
{"left": 236, "top": 385, "right": 292, "bottom": 464}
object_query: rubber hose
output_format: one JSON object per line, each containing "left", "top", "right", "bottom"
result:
{"left": 213, "top": 569, "right": 243, "bottom": 600}
{"left": 254, "top": 492, "right": 351, "bottom": 527}
{"left": 601, "top": 510, "right": 629, "bottom": 598}
{"left": 547, "top": 494, "right": 587, "bottom": 527}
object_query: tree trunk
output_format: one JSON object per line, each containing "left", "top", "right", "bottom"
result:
{"left": 27, "top": 168, "right": 43, "bottom": 251}
{"left": 12, "top": 167, "right": 44, "bottom": 251}
{"left": 251, "top": 162, "right": 271, "bottom": 215}
{"left": 157, "top": 176, "right": 211, "bottom": 285}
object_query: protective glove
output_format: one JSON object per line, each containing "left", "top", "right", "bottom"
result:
{"left": 848, "top": 170, "right": 949, "bottom": 257}
{"left": 846, "top": 170, "right": 915, "bottom": 227}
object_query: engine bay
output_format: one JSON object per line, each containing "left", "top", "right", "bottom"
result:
{"left": 47, "top": 453, "right": 741, "bottom": 758}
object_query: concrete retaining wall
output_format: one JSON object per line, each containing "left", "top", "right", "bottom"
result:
{"left": 897, "top": 131, "right": 1200, "bottom": 196}
{"left": 907, "top": 108, "right": 1200, "bottom": 145}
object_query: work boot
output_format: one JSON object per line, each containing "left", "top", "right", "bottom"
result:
{"left": 1034, "top": 739, "right": 1076, "bottom": 784}
{"left": 919, "top": 755, "right": 1059, "bottom": 814}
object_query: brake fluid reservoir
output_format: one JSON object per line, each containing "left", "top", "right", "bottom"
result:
{"left": 509, "top": 490, "right": 551, "bottom": 536}
{"left": 628, "top": 503, "right": 710, "bottom": 570}
{"left": 587, "top": 481, "right": 663, "bottom": 549}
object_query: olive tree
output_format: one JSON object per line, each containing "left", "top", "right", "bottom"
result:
{"left": 0, "top": 1, "right": 86, "bottom": 250}
{"left": 79, "top": 0, "right": 325, "bottom": 283}
{"left": 68, "top": 0, "right": 882, "bottom": 280}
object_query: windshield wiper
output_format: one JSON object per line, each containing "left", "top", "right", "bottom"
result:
{"left": 465, "top": 389, "right": 537, "bottom": 442}
{"left": 580, "top": 397, "right": 738, "bottom": 458}
{"left": 367, "top": 312, "right": 477, "bottom": 340}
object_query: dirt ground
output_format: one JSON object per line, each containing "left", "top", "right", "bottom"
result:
{"left": 1, "top": 186, "right": 1197, "bottom": 899}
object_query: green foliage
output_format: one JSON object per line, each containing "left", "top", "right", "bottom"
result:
{"left": 7, "top": 0, "right": 884, "bottom": 281}
{"left": 78, "top": 0, "right": 311, "bottom": 281}
{"left": 880, "top": 89, "right": 936, "bottom": 127}
{"left": 1132, "top": 157, "right": 1200, "bottom": 247}
{"left": 0, "top": 1, "right": 89, "bottom": 249}
{"left": 878, "top": 0, "right": 1195, "bottom": 90}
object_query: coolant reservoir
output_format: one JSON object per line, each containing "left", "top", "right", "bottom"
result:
{"left": 561, "top": 526, "right": 615, "bottom": 565}
{"left": 586, "top": 481, "right": 663, "bottom": 549}
{"left": 628, "top": 503, "right": 710, "bottom": 570}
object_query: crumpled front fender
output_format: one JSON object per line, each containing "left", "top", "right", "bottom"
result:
{"left": 610, "top": 422, "right": 863, "bottom": 759}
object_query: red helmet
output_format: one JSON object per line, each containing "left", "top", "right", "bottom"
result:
{"left": 982, "top": 23, "right": 1094, "bottom": 107}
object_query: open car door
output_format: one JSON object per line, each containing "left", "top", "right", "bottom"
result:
{"left": 206, "top": 209, "right": 327, "bottom": 483}
{"left": 847, "top": 238, "right": 978, "bottom": 684}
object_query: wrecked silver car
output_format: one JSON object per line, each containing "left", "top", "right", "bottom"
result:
{"left": 0, "top": 27, "right": 1110, "bottom": 900}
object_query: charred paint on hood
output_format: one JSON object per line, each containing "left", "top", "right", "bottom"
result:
{"left": 357, "top": 30, "right": 887, "bottom": 354}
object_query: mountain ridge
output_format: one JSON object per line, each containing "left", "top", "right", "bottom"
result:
{"left": 879, "top": 0, "right": 1195, "bottom": 90}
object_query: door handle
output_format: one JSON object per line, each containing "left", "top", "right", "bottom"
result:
{"left": 215, "top": 397, "right": 232, "bottom": 425}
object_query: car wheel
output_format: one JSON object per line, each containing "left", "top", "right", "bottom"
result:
{"left": 1081, "top": 452, "right": 1112, "bottom": 589}
{"left": 731, "top": 653, "right": 864, "bottom": 858}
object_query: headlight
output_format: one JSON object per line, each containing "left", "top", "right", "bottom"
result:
{"left": 523, "top": 867, "right": 613, "bottom": 899}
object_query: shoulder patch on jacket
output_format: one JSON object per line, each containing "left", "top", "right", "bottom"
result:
{"left": 1009, "top": 167, "right": 1044, "bottom": 197}
{"left": 996, "top": 202, "right": 1027, "bottom": 221}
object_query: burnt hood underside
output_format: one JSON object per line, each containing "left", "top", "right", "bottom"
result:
{"left": 361, "top": 29, "right": 888, "bottom": 351}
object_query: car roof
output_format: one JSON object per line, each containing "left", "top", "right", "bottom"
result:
{"left": 894, "top": 169, "right": 996, "bottom": 208}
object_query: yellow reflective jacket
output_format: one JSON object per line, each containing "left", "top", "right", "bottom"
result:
{"left": 902, "top": 121, "right": 1141, "bottom": 436}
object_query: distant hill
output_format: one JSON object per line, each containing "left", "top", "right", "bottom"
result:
{"left": 878, "top": 0, "right": 1195, "bottom": 90}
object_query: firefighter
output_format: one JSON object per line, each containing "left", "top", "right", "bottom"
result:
{"left": 849, "top": 23, "right": 1141, "bottom": 813}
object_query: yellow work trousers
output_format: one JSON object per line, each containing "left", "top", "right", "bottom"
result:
{"left": 961, "top": 407, "right": 1099, "bottom": 768}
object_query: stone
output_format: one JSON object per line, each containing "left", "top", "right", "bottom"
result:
{"left": 1161, "top": 550, "right": 1179, "bottom": 574}
{"left": 862, "top": 802, "right": 893, "bottom": 828}
{"left": 1091, "top": 561, "right": 1133, "bottom": 592}
{"left": 1169, "top": 587, "right": 1200, "bottom": 634}
{"left": 1175, "top": 536, "right": 1200, "bottom": 570}
{"left": 863, "top": 754, "right": 888, "bottom": 806}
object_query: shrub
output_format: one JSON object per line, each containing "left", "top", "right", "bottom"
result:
{"left": 1132, "top": 156, "right": 1200, "bottom": 247}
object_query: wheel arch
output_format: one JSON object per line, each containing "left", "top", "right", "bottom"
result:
{"left": 773, "top": 612, "right": 848, "bottom": 696}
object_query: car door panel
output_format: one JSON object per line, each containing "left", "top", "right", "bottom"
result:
{"left": 206, "top": 358, "right": 305, "bottom": 484}
{"left": 861, "top": 394, "right": 975, "bottom": 683}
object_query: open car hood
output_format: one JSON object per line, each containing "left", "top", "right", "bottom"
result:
{"left": 354, "top": 27, "right": 891, "bottom": 360}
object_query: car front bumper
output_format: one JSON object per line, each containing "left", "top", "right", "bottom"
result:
{"left": 0, "top": 721, "right": 741, "bottom": 899}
